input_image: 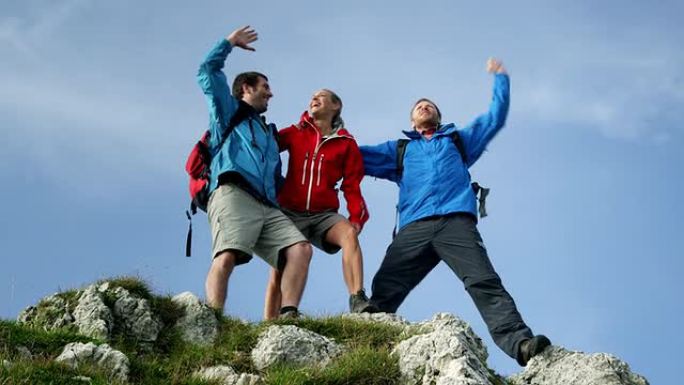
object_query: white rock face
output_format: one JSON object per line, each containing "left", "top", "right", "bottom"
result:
{"left": 251, "top": 325, "right": 343, "bottom": 370}
{"left": 409, "top": 313, "right": 489, "bottom": 363}
{"left": 55, "top": 342, "right": 129, "bottom": 383}
{"left": 172, "top": 292, "right": 218, "bottom": 346}
{"left": 509, "top": 346, "right": 650, "bottom": 385}
{"left": 393, "top": 314, "right": 494, "bottom": 385}
{"left": 73, "top": 285, "right": 113, "bottom": 340}
{"left": 193, "top": 365, "right": 262, "bottom": 385}
{"left": 111, "top": 287, "right": 162, "bottom": 343}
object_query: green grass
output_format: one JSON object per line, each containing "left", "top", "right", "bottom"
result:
{"left": 98, "top": 276, "right": 154, "bottom": 300}
{"left": 0, "top": 359, "right": 114, "bottom": 385}
{"left": 270, "top": 315, "right": 407, "bottom": 350}
{"left": 0, "top": 320, "right": 96, "bottom": 359}
{"left": 1, "top": 277, "right": 512, "bottom": 384}
{"left": 263, "top": 347, "right": 400, "bottom": 385}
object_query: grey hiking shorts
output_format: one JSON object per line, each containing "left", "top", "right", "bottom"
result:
{"left": 281, "top": 208, "right": 346, "bottom": 254}
{"left": 207, "top": 184, "right": 307, "bottom": 268}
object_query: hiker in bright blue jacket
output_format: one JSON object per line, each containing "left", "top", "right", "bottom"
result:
{"left": 360, "top": 58, "right": 550, "bottom": 366}
{"left": 197, "top": 26, "right": 312, "bottom": 318}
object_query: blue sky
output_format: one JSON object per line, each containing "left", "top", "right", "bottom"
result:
{"left": 1, "top": 0, "right": 682, "bottom": 382}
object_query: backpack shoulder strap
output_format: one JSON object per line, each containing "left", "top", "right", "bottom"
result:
{"left": 450, "top": 131, "right": 468, "bottom": 165}
{"left": 396, "top": 139, "right": 409, "bottom": 180}
{"left": 209, "top": 100, "right": 251, "bottom": 155}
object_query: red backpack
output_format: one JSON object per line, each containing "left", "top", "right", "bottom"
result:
{"left": 184, "top": 102, "right": 252, "bottom": 256}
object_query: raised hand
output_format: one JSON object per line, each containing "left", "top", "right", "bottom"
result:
{"left": 226, "top": 26, "right": 258, "bottom": 51}
{"left": 486, "top": 57, "right": 507, "bottom": 74}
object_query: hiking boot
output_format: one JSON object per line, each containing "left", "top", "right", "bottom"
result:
{"left": 516, "top": 335, "right": 551, "bottom": 366}
{"left": 278, "top": 306, "right": 301, "bottom": 320}
{"left": 349, "top": 289, "right": 379, "bottom": 313}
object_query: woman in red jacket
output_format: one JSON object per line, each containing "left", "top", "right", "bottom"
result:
{"left": 265, "top": 89, "right": 375, "bottom": 318}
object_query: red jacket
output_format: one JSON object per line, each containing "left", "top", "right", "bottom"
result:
{"left": 278, "top": 112, "right": 369, "bottom": 228}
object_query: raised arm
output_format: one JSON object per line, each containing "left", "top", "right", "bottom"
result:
{"left": 359, "top": 140, "right": 400, "bottom": 183}
{"left": 458, "top": 58, "right": 510, "bottom": 166}
{"left": 196, "top": 26, "right": 258, "bottom": 148}
{"left": 340, "top": 140, "right": 370, "bottom": 231}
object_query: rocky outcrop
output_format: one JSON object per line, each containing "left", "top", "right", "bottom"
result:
{"left": 17, "top": 282, "right": 161, "bottom": 344}
{"left": 55, "top": 342, "right": 129, "bottom": 383}
{"left": 251, "top": 325, "right": 343, "bottom": 370}
{"left": 193, "top": 365, "right": 263, "bottom": 385}
{"left": 393, "top": 313, "right": 494, "bottom": 385}
{"left": 73, "top": 285, "right": 113, "bottom": 340}
{"left": 14, "top": 282, "right": 649, "bottom": 385}
{"left": 509, "top": 345, "right": 650, "bottom": 385}
{"left": 110, "top": 286, "right": 161, "bottom": 344}
{"left": 17, "top": 293, "right": 75, "bottom": 330}
{"left": 172, "top": 291, "right": 218, "bottom": 346}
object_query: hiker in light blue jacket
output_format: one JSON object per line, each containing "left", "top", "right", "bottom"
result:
{"left": 360, "top": 58, "right": 551, "bottom": 366}
{"left": 197, "top": 26, "right": 312, "bottom": 318}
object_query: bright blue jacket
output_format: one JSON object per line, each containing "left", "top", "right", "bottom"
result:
{"left": 360, "top": 74, "right": 510, "bottom": 229}
{"left": 197, "top": 39, "right": 282, "bottom": 206}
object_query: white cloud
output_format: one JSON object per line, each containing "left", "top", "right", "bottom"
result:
{"left": 0, "top": 0, "right": 88, "bottom": 56}
{"left": 511, "top": 21, "right": 684, "bottom": 143}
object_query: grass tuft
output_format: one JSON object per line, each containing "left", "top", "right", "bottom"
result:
{"left": 0, "top": 320, "right": 96, "bottom": 359}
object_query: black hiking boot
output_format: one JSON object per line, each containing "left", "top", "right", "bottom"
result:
{"left": 349, "top": 289, "right": 379, "bottom": 313}
{"left": 278, "top": 306, "right": 301, "bottom": 320}
{"left": 517, "top": 335, "right": 551, "bottom": 366}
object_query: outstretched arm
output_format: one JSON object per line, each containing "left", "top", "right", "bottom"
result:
{"left": 196, "top": 26, "right": 259, "bottom": 149}
{"left": 458, "top": 58, "right": 510, "bottom": 166}
{"left": 359, "top": 140, "right": 400, "bottom": 183}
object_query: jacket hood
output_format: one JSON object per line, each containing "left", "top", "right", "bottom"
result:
{"left": 298, "top": 111, "right": 355, "bottom": 139}
{"left": 402, "top": 123, "right": 457, "bottom": 139}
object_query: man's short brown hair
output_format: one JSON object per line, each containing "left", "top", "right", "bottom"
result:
{"left": 412, "top": 98, "right": 442, "bottom": 122}
{"left": 232, "top": 71, "right": 268, "bottom": 99}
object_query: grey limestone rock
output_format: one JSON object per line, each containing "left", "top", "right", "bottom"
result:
{"left": 251, "top": 325, "right": 343, "bottom": 370}
{"left": 409, "top": 313, "right": 488, "bottom": 363}
{"left": 73, "top": 285, "right": 113, "bottom": 340}
{"left": 508, "top": 345, "right": 649, "bottom": 385}
{"left": 193, "top": 365, "right": 262, "bottom": 385}
{"left": 393, "top": 332, "right": 493, "bottom": 385}
{"left": 111, "top": 287, "right": 161, "bottom": 343}
{"left": 55, "top": 342, "right": 129, "bottom": 383}
{"left": 172, "top": 291, "right": 218, "bottom": 346}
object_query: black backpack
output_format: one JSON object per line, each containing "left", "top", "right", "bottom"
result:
{"left": 393, "top": 132, "right": 490, "bottom": 236}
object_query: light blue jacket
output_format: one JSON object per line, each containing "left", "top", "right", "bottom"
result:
{"left": 197, "top": 39, "right": 281, "bottom": 205}
{"left": 360, "top": 74, "right": 510, "bottom": 229}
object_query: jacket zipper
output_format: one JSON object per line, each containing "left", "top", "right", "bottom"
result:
{"left": 301, "top": 152, "right": 309, "bottom": 185}
{"left": 316, "top": 154, "right": 325, "bottom": 186}
{"left": 304, "top": 128, "right": 350, "bottom": 211}
{"left": 305, "top": 129, "right": 321, "bottom": 211}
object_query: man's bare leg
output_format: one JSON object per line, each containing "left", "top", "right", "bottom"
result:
{"left": 279, "top": 241, "right": 312, "bottom": 309}
{"left": 263, "top": 268, "right": 282, "bottom": 320}
{"left": 205, "top": 250, "right": 238, "bottom": 311}
{"left": 325, "top": 220, "right": 363, "bottom": 294}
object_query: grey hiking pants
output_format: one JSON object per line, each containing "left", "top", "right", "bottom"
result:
{"left": 370, "top": 213, "right": 533, "bottom": 359}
